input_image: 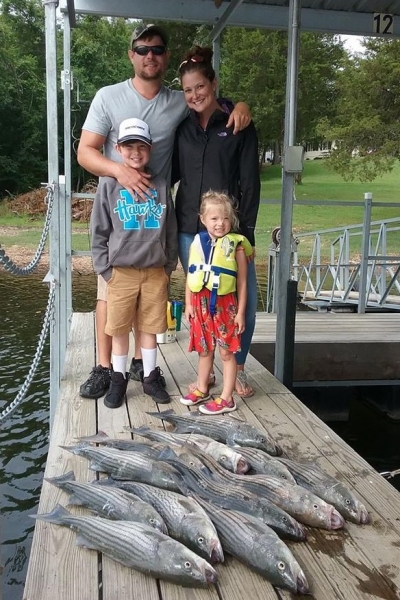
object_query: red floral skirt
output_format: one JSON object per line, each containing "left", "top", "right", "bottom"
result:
{"left": 188, "top": 288, "right": 241, "bottom": 354}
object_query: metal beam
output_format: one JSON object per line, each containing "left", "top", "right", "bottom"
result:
{"left": 66, "top": 0, "right": 76, "bottom": 28}
{"left": 58, "top": 0, "right": 400, "bottom": 38}
{"left": 211, "top": 0, "right": 245, "bottom": 41}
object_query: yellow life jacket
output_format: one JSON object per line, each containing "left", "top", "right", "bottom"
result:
{"left": 187, "top": 232, "right": 252, "bottom": 298}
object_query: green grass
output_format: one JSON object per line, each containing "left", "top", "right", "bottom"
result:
{"left": 1, "top": 160, "right": 399, "bottom": 263}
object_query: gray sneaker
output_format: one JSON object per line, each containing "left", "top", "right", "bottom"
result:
{"left": 143, "top": 367, "right": 170, "bottom": 404}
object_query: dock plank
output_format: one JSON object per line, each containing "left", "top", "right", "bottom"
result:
{"left": 24, "top": 313, "right": 400, "bottom": 600}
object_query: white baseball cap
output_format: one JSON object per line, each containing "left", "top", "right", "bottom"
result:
{"left": 117, "top": 118, "right": 152, "bottom": 146}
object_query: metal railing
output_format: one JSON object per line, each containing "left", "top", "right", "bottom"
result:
{"left": 294, "top": 196, "right": 400, "bottom": 312}
{"left": 267, "top": 195, "right": 400, "bottom": 312}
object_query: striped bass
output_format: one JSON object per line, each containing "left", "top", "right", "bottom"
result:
{"left": 234, "top": 446, "right": 296, "bottom": 483}
{"left": 178, "top": 448, "right": 344, "bottom": 530}
{"left": 147, "top": 410, "right": 282, "bottom": 455}
{"left": 158, "top": 450, "right": 306, "bottom": 541}
{"left": 194, "top": 497, "right": 309, "bottom": 594}
{"left": 31, "top": 505, "right": 217, "bottom": 587}
{"left": 61, "top": 444, "right": 181, "bottom": 491}
{"left": 76, "top": 431, "right": 207, "bottom": 470}
{"left": 129, "top": 425, "right": 250, "bottom": 473}
{"left": 277, "top": 457, "right": 370, "bottom": 524}
{"left": 100, "top": 480, "right": 224, "bottom": 564}
{"left": 45, "top": 470, "right": 167, "bottom": 533}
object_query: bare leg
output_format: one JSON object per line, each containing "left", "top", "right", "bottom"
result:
{"left": 95, "top": 299, "right": 112, "bottom": 367}
{"left": 132, "top": 314, "right": 142, "bottom": 360}
{"left": 219, "top": 347, "right": 236, "bottom": 401}
{"left": 197, "top": 352, "right": 214, "bottom": 394}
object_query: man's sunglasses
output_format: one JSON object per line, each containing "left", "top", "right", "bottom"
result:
{"left": 133, "top": 45, "right": 166, "bottom": 56}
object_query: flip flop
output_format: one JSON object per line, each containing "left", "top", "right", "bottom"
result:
{"left": 235, "top": 370, "right": 254, "bottom": 398}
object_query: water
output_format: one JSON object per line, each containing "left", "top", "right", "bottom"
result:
{"left": 1, "top": 268, "right": 399, "bottom": 600}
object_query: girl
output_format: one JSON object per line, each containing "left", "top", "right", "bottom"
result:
{"left": 180, "top": 191, "right": 252, "bottom": 414}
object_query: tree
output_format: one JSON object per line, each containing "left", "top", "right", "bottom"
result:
{"left": 0, "top": 0, "right": 47, "bottom": 196}
{"left": 318, "top": 38, "right": 400, "bottom": 181}
{"left": 219, "top": 28, "right": 345, "bottom": 165}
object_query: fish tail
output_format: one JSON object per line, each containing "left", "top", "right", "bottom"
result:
{"left": 146, "top": 409, "right": 175, "bottom": 420}
{"left": 30, "top": 503, "right": 71, "bottom": 525}
{"left": 45, "top": 470, "right": 76, "bottom": 487}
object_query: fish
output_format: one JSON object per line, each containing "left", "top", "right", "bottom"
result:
{"left": 193, "top": 496, "right": 309, "bottom": 595}
{"left": 76, "top": 432, "right": 207, "bottom": 470}
{"left": 31, "top": 504, "right": 217, "bottom": 587}
{"left": 76, "top": 431, "right": 159, "bottom": 453}
{"left": 147, "top": 409, "right": 282, "bottom": 455}
{"left": 158, "top": 448, "right": 306, "bottom": 542}
{"left": 277, "top": 457, "right": 370, "bottom": 524}
{"left": 98, "top": 479, "right": 224, "bottom": 564}
{"left": 60, "top": 444, "right": 181, "bottom": 491}
{"left": 234, "top": 446, "right": 296, "bottom": 483}
{"left": 45, "top": 470, "right": 167, "bottom": 533}
{"left": 182, "top": 448, "right": 344, "bottom": 530}
{"left": 129, "top": 425, "right": 250, "bottom": 473}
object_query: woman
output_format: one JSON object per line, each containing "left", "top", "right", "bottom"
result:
{"left": 172, "top": 45, "right": 261, "bottom": 397}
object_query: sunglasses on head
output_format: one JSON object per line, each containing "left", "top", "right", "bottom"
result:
{"left": 133, "top": 45, "right": 166, "bottom": 56}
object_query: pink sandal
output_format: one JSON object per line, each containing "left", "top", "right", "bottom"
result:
{"left": 199, "top": 397, "right": 237, "bottom": 415}
{"left": 180, "top": 388, "right": 210, "bottom": 406}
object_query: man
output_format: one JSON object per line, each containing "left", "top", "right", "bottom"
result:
{"left": 77, "top": 23, "right": 251, "bottom": 400}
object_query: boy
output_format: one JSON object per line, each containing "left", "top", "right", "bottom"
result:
{"left": 90, "top": 117, "right": 178, "bottom": 408}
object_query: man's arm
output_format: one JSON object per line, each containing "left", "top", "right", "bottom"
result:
{"left": 227, "top": 102, "right": 252, "bottom": 135}
{"left": 77, "top": 130, "right": 151, "bottom": 199}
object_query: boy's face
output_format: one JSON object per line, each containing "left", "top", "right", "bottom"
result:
{"left": 116, "top": 140, "right": 151, "bottom": 171}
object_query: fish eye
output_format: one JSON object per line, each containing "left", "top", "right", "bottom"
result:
{"left": 282, "top": 516, "right": 288, "bottom": 522}
{"left": 220, "top": 456, "right": 227, "bottom": 461}
{"left": 278, "top": 561, "right": 286, "bottom": 571}
{"left": 184, "top": 561, "right": 192, "bottom": 570}
{"left": 313, "top": 503, "right": 319, "bottom": 509}
{"left": 198, "top": 536, "right": 204, "bottom": 544}
{"left": 149, "top": 518, "right": 155, "bottom": 524}
{"left": 345, "top": 498, "right": 351, "bottom": 505}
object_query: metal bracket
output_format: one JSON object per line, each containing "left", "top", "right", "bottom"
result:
{"left": 61, "top": 69, "right": 74, "bottom": 91}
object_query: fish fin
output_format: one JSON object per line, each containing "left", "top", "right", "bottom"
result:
{"left": 75, "top": 431, "right": 110, "bottom": 443}
{"left": 59, "top": 442, "right": 89, "bottom": 453}
{"left": 75, "top": 533, "right": 99, "bottom": 550}
{"left": 65, "top": 494, "right": 86, "bottom": 506}
{"left": 30, "top": 503, "right": 71, "bottom": 524}
{"left": 156, "top": 446, "right": 180, "bottom": 462}
{"left": 129, "top": 425, "right": 153, "bottom": 438}
{"left": 45, "top": 470, "right": 76, "bottom": 487}
{"left": 89, "top": 461, "right": 104, "bottom": 472}
{"left": 91, "top": 476, "right": 115, "bottom": 486}
{"left": 146, "top": 409, "right": 176, "bottom": 419}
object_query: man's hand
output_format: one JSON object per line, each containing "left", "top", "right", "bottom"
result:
{"left": 226, "top": 102, "right": 252, "bottom": 134}
{"left": 113, "top": 163, "right": 152, "bottom": 200}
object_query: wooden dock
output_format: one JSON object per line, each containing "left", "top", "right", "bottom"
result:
{"left": 24, "top": 312, "right": 400, "bottom": 599}
{"left": 251, "top": 312, "right": 400, "bottom": 382}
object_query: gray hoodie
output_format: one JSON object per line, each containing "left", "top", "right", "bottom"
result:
{"left": 91, "top": 175, "right": 178, "bottom": 282}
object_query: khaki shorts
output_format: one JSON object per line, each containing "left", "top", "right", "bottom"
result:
{"left": 105, "top": 266, "right": 168, "bottom": 337}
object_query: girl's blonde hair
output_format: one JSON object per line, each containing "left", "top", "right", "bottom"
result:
{"left": 199, "top": 190, "right": 239, "bottom": 231}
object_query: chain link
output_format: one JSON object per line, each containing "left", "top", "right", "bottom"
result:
{"left": 0, "top": 184, "right": 54, "bottom": 276}
{"left": 0, "top": 282, "right": 56, "bottom": 425}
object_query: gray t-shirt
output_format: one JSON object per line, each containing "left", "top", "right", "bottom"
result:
{"left": 82, "top": 79, "right": 188, "bottom": 185}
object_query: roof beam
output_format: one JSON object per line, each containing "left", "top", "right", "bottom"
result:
{"left": 211, "top": 0, "right": 245, "bottom": 41}
{"left": 59, "top": 0, "right": 400, "bottom": 37}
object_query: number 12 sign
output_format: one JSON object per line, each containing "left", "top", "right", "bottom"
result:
{"left": 373, "top": 13, "right": 394, "bottom": 35}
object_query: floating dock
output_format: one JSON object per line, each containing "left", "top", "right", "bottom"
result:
{"left": 24, "top": 312, "right": 400, "bottom": 599}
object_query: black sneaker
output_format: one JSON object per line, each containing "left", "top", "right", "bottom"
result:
{"left": 79, "top": 365, "right": 111, "bottom": 399}
{"left": 129, "top": 358, "right": 144, "bottom": 382}
{"left": 130, "top": 359, "right": 166, "bottom": 387}
{"left": 104, "top": 372, "right": 130, "bottom": 409}
{"left": 143, "top": 367, "right": 170, "bottom": 404}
